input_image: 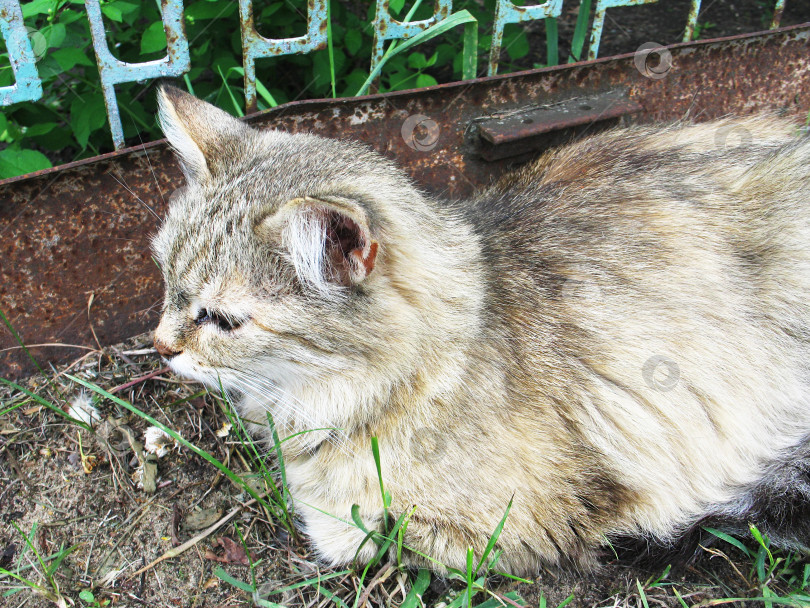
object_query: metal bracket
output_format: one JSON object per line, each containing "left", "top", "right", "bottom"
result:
{"left": 473, "top": 88, "right": 643, "bottom": 161}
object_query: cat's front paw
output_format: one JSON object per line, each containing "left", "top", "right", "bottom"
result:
{"left": 298, "top": 504, "right": 380, "bottom": 566}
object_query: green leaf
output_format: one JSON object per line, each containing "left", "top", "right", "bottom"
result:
{"left": 505, "top": 29, "right": 529, "bottom": 60}
{"left": 52, "top": 47, "right": 93, "bottom": 71}
{"left": 0, "top": 148, "right": 52, "bottom": 179}
{"left": 112, "top": 1, "right": 140, "bottom": 20}
{"left": 186, "top": 0, "right": 237, "bottom": 22}
{"left": 79, "top": 590, "right": 95, "bottom": 602}
{"left": 408, "top": 52, "right": 427, "bottom": 69}
{"left": 0, "top": 114, "right": 7, "bottom": 137}
{"left": 21, "top": 0, "right": 53, "bottom": 19}
{"left": 70, "top": 95, "right": 107, "bottom": 149}
{"left": 389, "top": 0, "right": 406, "bottom": 14}
{"left": 44, "top": 23, "right": 66, "bottom": 49}
{"left": 415, "top": 73, "right": 437, "bottom": 88}
{"left": 101, "top": 4, "right": 123, "bottom": 22}
{"left": 140, "top": 22, "right": 167, "bottom": 54}
{"left": 24, "top": 122, "right": 58, "bottom": 137}
{"left": 344, "top": 29, "right": 363, "bottom": 55}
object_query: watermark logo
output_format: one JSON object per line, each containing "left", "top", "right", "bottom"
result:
{"left": 401, "top": 114, "right": 440, "bottom": 152}
{"left": 642, "top": 355, "right": 680, "bottom": 392}
{"left": 560, "top": 275, "right": 604, "bottom": 304}
{"left": 634, "top": 42, "right": 673, "bottom": 80}
{"left": 409, "top": 427, "right": 446, "bottom": 463}
{"left": 26, "top": 27, "right": 47, "bottom": 62}
{"left": 715, "top": 125, "right": 753, "bottom": 150}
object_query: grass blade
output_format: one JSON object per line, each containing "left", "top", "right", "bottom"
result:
{"left": 545, "top": 17, "right": 559, "bottom": 66}
{"left": 357, "top": 10, "right": 478, "bottom": 95}
{"left": 214, "top": 566, "right": 255, "bottom": 593}
{"left": 370, "top": 436, "right": 389, "bottom": 530}
{"left": 400, "top": 568, "right": 431, "bottom": 608}
{"left": 0, "top": 377, "right": 91, "bottom": 431}
{"left": 462, "top": 18, "right": 478, "bottom": 80}
{"left": 261, "top": 570, "right": 352, "bottom": 596}
{"left": 217, "top": 65, "right": 244, "bottom": 117}
{"left": 568, "top": 0, "right": 592, "bottom": 63}
{"left": 636, "top": 579, "right": 650, "bottom": 608}
{"left": 703, "top": 527, "right": 753, "bottom": 558}
{"left": 475, "top": 497, "right": 513, "bottom": 575}
{"left": 65, "top": 374, "right": 294, "bottom": 536}
{"left": 0, "top": 308, "right": 45, "bottom": 377}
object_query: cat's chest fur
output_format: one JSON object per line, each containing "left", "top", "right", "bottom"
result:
{"left": 153, "top": 86, "right": 810, "bottom": 574}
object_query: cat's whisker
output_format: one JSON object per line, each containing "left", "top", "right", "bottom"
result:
{"left": 109, "top": 171, "right": 161, "bottom": 222}
{"left": 227, "top": 370, "right": 356, "bottom": 455}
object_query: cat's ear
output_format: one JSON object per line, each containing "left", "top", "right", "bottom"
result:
{"left": 258, "top": 196, "right": 379, "bottom": 294}
{"left": 157, "top": 85, "right": 248, "bottom": 183}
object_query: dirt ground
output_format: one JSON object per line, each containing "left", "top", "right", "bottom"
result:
{"left": 1, "top": 334, "right": 807, "bottom": 608}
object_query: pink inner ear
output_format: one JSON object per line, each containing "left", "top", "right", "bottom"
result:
{"left": 323, "top": 210, "right": 377, "bottom": 284}
{"left": 326, "top": 212, "right": 364, "bottom": 256}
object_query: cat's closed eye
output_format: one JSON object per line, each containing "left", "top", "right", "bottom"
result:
{"left": 194, "top": 308, "right": 243, "bottom": 332}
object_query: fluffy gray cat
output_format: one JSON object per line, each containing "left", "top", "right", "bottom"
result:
{"left": 153, "top": 85, "right": 810, "bottom": 574}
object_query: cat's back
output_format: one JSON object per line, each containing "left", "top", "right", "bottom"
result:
{"left": 456, "top": 116, "right": 810, "bottom": 534}
{"left": 467, "top": 115, "right": 810, "bottom": 315}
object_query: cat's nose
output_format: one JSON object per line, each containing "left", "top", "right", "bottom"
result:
{"left": 154, "top": 337, "right": 182, "bottom": 359}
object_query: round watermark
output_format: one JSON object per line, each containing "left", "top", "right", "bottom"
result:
{"left": 634, "top": 42, "right": 672, "bottom": 80}
{"left": 642, "top": 355, "right": 680, "bottom": 392}
{"left": 560, "top": 275, "right": 604, "bottom": 304}
{"left": 401, "top": 114, "right": 440, "bottom": 152}
{"left": 409, "top": 427, "right": 446, "bottom": 463}
{"left": 714, "top": 125, "right": 753, "bottom": 150}
{"left": 26, "top": 27, "right": 47, "bottom": 62}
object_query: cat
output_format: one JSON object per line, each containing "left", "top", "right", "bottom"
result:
{"left": 152, "top": 85, "right": 810, "bottom": 575}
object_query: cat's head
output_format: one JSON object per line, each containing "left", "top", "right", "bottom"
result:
{"left": 151, "top": 86, "right": 477, "bottom": 433}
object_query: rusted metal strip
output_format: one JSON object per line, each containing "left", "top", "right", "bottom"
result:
{"left": 475, "top": 88, "right": 643, "bottom": 161}
{"left": 1, "top": 24, "right": 809, "bottom": 380}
